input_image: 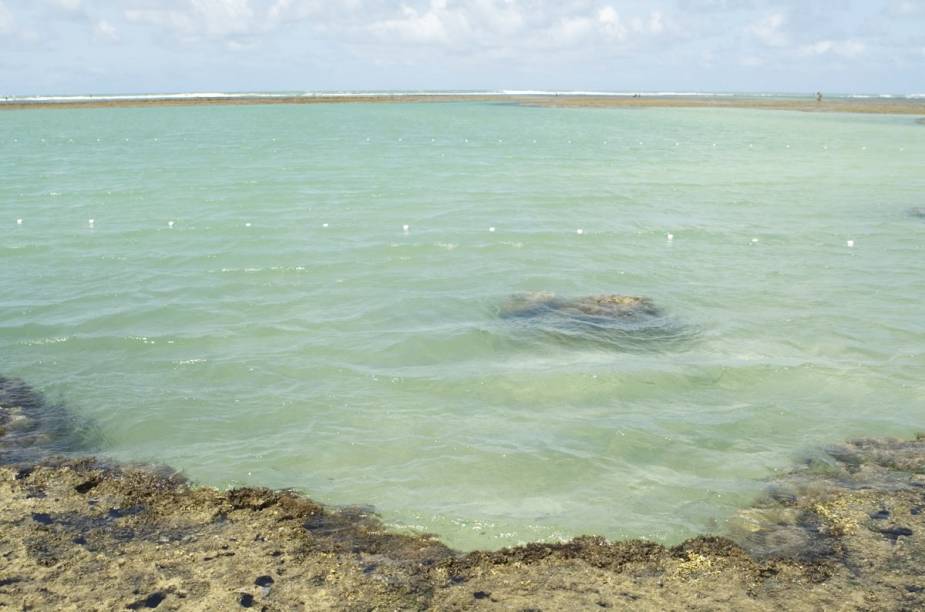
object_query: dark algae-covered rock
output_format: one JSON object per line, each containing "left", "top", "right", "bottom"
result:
{"left": 499, "top": 292, "right": 693, "bottom": 351}
{"left": 3, "top": 377, "right": 925, "bottom": 609}
{"left": 500, "top": 292, "right": 662, "bottom": 320}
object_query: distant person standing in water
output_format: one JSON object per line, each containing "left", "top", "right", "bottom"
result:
{"left": 816, "top": 91, "right": 823, "bottom": 102}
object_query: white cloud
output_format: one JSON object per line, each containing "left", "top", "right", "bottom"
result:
{"left": 597, "top": 6, "right": 626, "bottom": 40}
{"left": 368, "top": 2, "right": 460, "bottom": 46}
{"left": 50, "top": 0, "right": 82, "bottom": 11}
{"left": 800, "top": 39, "right": 865, "bottom": 58}
{"left": 125, "top": 0, "right": 257, "bottom": 40}
{"left": 0, "top": 1, "right": 13, "bottom": 34}
{"left": 748, "top": 12, "right": 788, "bottom": 47}
{"left": 94, "top": 19, "right": 118, "bottom": 41}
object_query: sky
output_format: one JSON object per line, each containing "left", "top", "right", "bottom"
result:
{"left": 1, "top": 0, "right": 923, "bottom": 95}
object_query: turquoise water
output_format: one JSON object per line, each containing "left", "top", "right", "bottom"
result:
{"left": 2, "top": 102, "right": 924, "bottom": 550}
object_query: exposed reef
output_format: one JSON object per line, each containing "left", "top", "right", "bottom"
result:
{"left": 3, "top": 377, "right": 924, "bottom": 610}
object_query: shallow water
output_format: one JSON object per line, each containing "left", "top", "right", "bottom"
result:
{"left": 2, "top": 102, "right": 924, "bottom": 550}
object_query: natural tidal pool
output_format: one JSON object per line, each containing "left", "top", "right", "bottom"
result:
{"left": 1, "top": 102, "right": 924, "bottom": 550}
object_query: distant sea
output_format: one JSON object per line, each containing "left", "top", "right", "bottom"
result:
{"left": 2, "top": 99, "right": 923, "bottom": 550}
{"left": 3, "top": 89, "right": 925, "bottom": 103}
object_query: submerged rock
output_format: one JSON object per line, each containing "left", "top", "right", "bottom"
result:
{"left": 500, "top": 292, "right": 691, "bottom": 350}
{"left": 501, "top": 292, "right": 661, "bottom": 320}
{"left": 0, "top": 376, "right": 94, "bottom": 464}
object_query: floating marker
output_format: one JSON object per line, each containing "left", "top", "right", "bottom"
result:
{"left": 846, "top": 240, "right": 854, "bottom": 248}
{"left": 488, "top": 226, "right": 496, "bottom": 233}
{"left": 751, "top": 237, "right": 759, "bottom": 243}
{"left": 16, "top": 218, "right": 22, "bottom": 225}
{"left": 675, "top": 142, "right": 679, "bottom": 147}
{"left": 88, "top": 218, "right": 95, "bottom": 227}
{"left": 168, "top": 221, "right": 175, "bottom": 228}
{"left": 576, "top": 228, "right": 584, "bottom": 235}
{"left": 712, "top": 143, "right": 716, "bottom": 147}
{"left": 322, "top": 223, "right": 329, "bottom": 228}
{"left": 785, "top": 144, "right": 790, "bottom": 149}
{"left": 402, "top": 224, "right": 410, "bottom": 233}
{"left": 667, "top": 233, "right": 674, "bottom": 241}
{"left": 245, "top": 222, "right": 252, "bottom": 227}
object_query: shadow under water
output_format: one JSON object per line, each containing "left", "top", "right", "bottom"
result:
{"left": 498, "top": 292, "right": 698, "bottom": 352}
{"left": 0, "top": 375, "right": 97, "bottom": 464}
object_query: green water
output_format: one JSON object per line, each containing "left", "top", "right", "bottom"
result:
{"left": 2, "top": 102, "right": 924, "bottom": 550}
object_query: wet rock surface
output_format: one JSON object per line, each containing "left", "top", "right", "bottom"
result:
{"left": 3, "top": 377, "right": 925, "bottom": 610}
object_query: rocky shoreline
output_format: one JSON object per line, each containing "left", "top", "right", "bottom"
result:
{"left": 2, "top": 376, "right": 924, "bottom": 610}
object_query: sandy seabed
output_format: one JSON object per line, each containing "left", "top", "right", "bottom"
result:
{"left": 2, "top": 376, "right": 925, "bottom": 610}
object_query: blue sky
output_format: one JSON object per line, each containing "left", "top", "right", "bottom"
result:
{"left": 1, "top": 0, "right": 923, "bottom": 95}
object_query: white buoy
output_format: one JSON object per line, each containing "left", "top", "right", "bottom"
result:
{"left": 245, "top": 222, "right": 251, "bottom": 227}
{"left": 751, "top": 237, "right": 759, "bottom": 243}
{"left": 667, "top": 233, "right": 674, "bottom": 241}
{"left": 16, "top": 218, "right": 22, "bottom": 225}
{"left": 168, "top": 221, "right": 175, "bottom": 228}
{"left": 322, "top": 223, "right": 329, "bottom": 228}
{"left": 402, "top": 224, "right": 410, "bottom": 233}
{"left": 488, "top": 226, "right": 496, "bottom": 233}
{"left": 88, "top": 218, "right": 95, "bottom": 227}
{"left": 576, "top": 228, "right": 584, "bottom": 235}
{"left": 846, "top": 239, "right": 854, "bottom": 248}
